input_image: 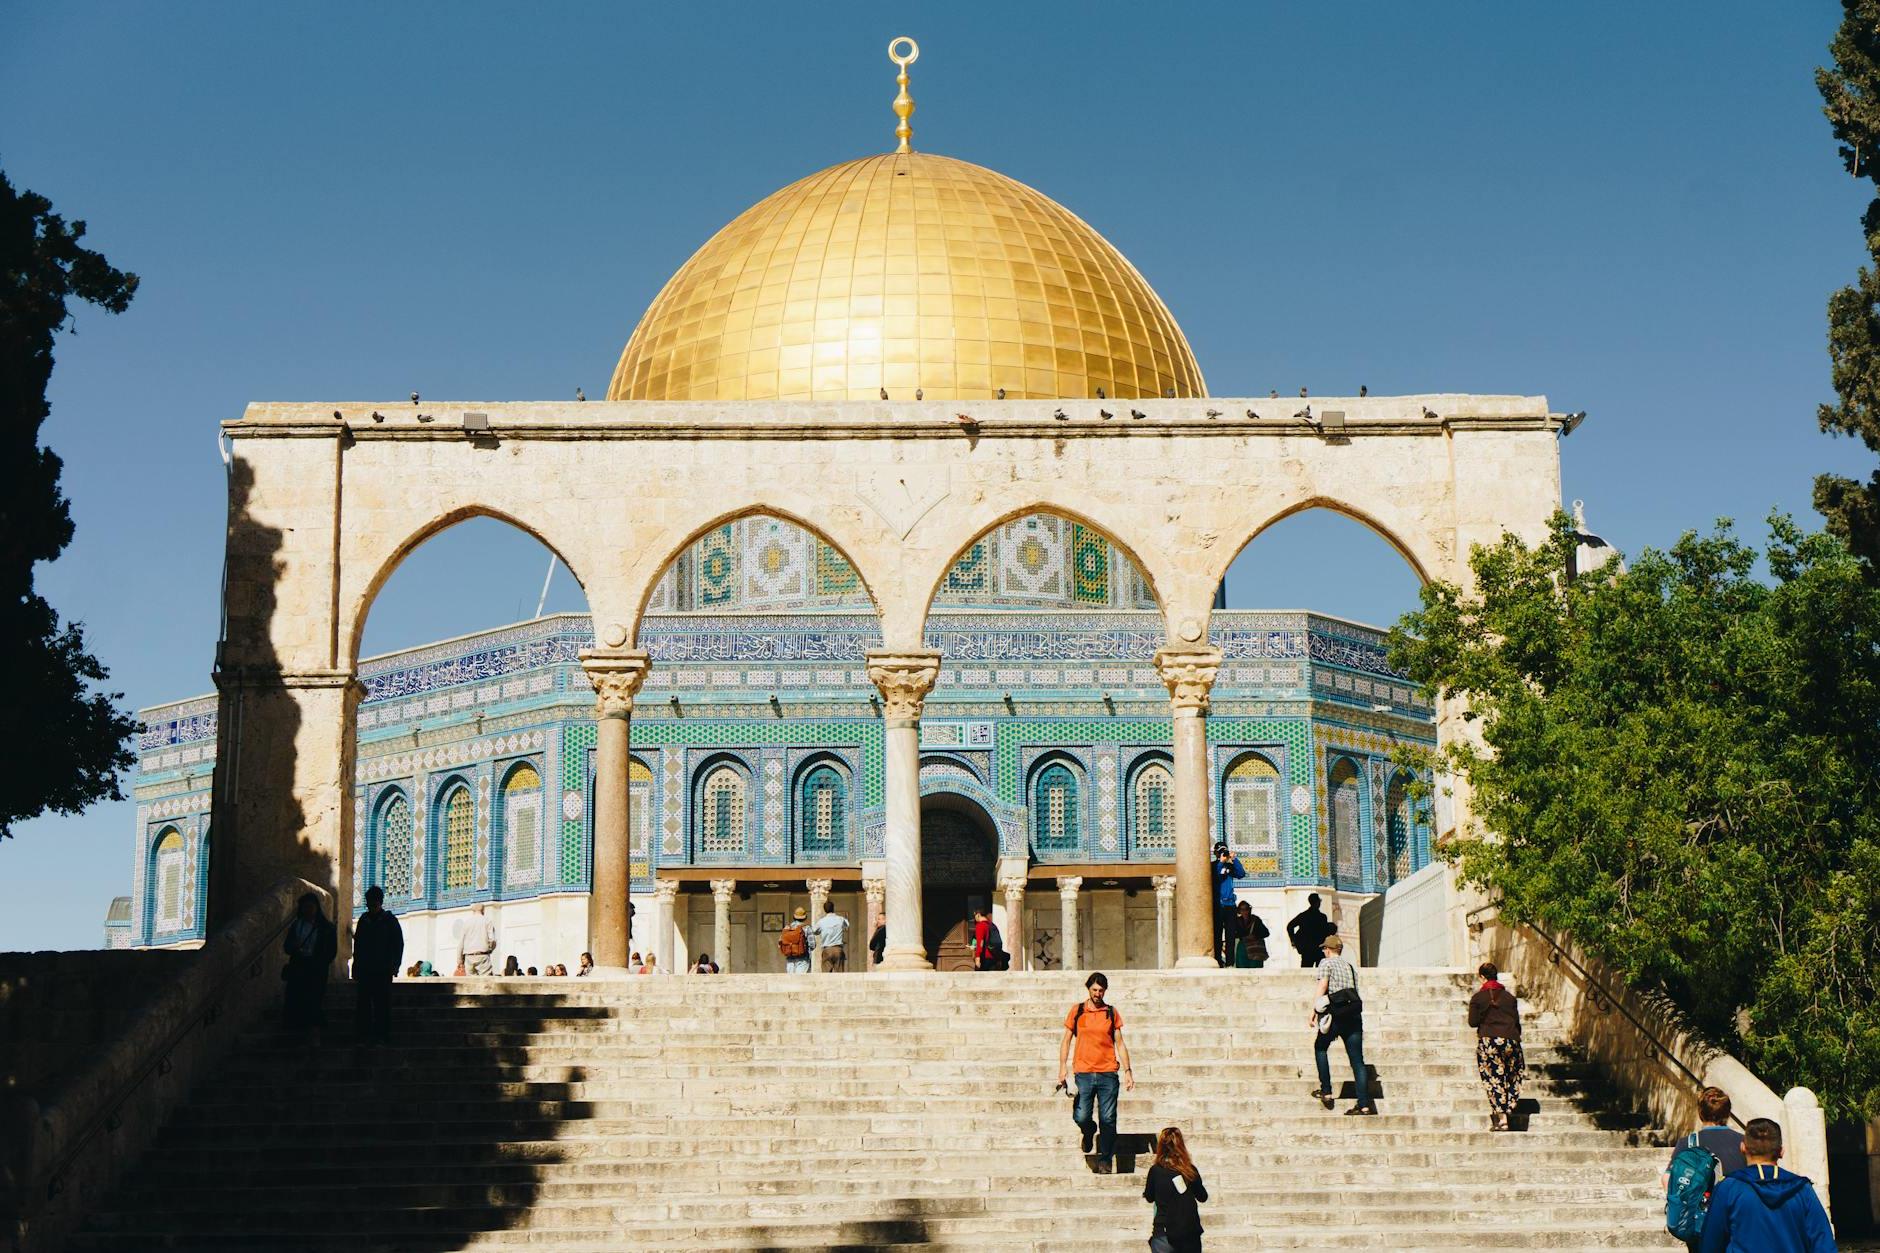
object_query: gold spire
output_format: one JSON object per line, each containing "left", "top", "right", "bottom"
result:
{"left": 888, "top": 36, "right": 919, "bottom": 153}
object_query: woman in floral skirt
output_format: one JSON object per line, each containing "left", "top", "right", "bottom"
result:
{"left": 1467, "top": 961, "right": 1524, "bottom": 1130}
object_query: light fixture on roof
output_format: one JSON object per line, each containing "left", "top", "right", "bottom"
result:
{"left": 462, "top": 411, "right": 491, "bottom": 435}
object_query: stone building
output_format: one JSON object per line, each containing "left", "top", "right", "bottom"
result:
{"left": 125, "top": 39, "right": 1567, "bottom": 975}
{"left": 129, "top": 573, "right": 1435, "bottom": 968}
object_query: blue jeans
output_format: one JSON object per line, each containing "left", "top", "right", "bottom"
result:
{"left": 1315, "top": 1027, "right": 1370, "bottom": 1106}
{"left": 1073, "top": 1071, "right": 1120, "bottom": 1161}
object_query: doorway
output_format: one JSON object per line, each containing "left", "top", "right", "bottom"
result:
{"left": 919, "top": 795, "right": 999, "bottom": 971}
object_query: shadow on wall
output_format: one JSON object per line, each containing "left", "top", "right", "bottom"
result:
{"left": 74, "top": 981, "right": 579, "bottom": 1248}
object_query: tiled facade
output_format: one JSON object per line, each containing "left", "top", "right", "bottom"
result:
{"left": 127, "top": 591, "right": 1434, "bottom": 953}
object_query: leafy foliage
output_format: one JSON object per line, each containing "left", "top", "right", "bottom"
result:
{"left": 0, "top": 168, "right": 141, "bottom": 838}
{"left": 1389, "top": 514, "right": 1880, "bottom": 1122}
{"left": 1816, "top": 0, "right": 1880, "bottom": 570}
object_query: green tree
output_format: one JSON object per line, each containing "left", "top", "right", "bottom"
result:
{"left": 1389, "top": 514, "right": 1880, "bottom": 1122}
{"left": 0, "top": 169, "right": 141, "bottom": 839}
{"left": 1817, "top": 0, "right": 1880, "bottom": 571}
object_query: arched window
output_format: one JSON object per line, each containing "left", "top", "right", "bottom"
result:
{"left": 1328, "top": 757, "right": 1363, "bottom": 890}
{"left": 377, "top": 792, "right": 414, "bottom": 899}
{"left": 1223, "top": 753, "right": 1281, "bottom": 856}
{"left": 1385, "top": 773, "right": 1414, "bottom": 885}
{"left": 1033, "top": 763, "right": 1080, "bottom": 854}
{"left": 442, "top": 785, "right": 475, "bottom": 892}
{"left": 503, "top": 762, "right": 543, "bottom": 882}
{"left": 698, "top": 765, "right": 747, "bottom": 856}
{"left": 798, "top": 764, "right": 848, "bottom": 854}
{"left": 630, "top": 757, "right": 654, "bottom": 869}
{"left": 153, "top": 828, "right": 185, "bottom": 932}
{"left": 1131, "top": 762, "right": 1174, "bottom": 852}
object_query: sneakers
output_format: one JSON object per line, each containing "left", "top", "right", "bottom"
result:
{"left": 1345, "top": 1105, "right": 1378, "bottom": 1116}
{"left": 1080, "top": 1125, "right": 1096, "bottom": 1154}
{"left": 1312, "top": 1089, "right": 1334, "bottom": 1110}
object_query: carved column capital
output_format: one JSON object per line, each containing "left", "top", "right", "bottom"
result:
{"left": 862, "top": 877, "right": 886, "bottom": 908}
{"left": 999, "top": 872, "right": 1029, "bottom": 898}
{"left": 652, "top": 877, "right": 680, "bottom": 904}
{"left": 1152, "top": 874, "right": 1178, "bottom": 900}
{"left": 709, "top": 877, "right": 737, "bottom": 904}
{"left": 865, "top": 649, "right": 943, "bottom": 723}
{"left": 1153, "top": 645, "right": 1223, "bottom": 713}
{"left": 579, "top": 648, "right": 651, "bottom": 719}
{"left": 1056, "top": 875, "right": 1083, "bottom": 896}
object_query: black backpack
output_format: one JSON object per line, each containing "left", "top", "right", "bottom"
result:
{"left": 1069, "top": 1002, "right": 1117, "bottom": 1039}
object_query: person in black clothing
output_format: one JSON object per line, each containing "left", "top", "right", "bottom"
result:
{"left": 1142, "top": 1125, "right": 1208, "bottom": 1253}
{"left": 1286, "top": 894, "right": 1334, "bottom": 968}
{"left": 282, "top": 891, "right": 338, "bottom": 1041}
{"left": 869, "top": 912, "right": 888, "bottom": 965}
{"left": 351, "top": 885, "right": 404, "bottom": 1044}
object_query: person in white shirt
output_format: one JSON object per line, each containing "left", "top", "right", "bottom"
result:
{"left": 811, "top": 900, "right": 851, "bottom": 972}
{"left": 456, "top": 903, "right": 497, "bottom": 976}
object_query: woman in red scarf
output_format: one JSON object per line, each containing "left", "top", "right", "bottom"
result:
{"left": 1467, "top": 961, "right": 1525, "bottom": 1130}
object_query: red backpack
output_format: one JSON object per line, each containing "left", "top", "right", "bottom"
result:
{"left": 778, "top": 924, "right": 808, "bottom": 958}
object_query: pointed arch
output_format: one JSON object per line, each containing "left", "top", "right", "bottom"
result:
{"left": 1028, "top": 755, "right": 1086, "bottom": 857}
{"left": 1127, "top": 754, "right": 1175, "bottom": 857}
{"left": 345, "top": 505, "right": 593, "bottom": 670}
{"left": 1214, "top": 497, "right": 1434, "bottom": 594}
{"left": 149, "top": 827, "right": 187, "bottom": 937}
{"left": 373, "top": 788, "right": 415, "bottom": 901}
{"left": 692, "top": 756, "right": 752, "bottom": 861}
{"left": 630, "top": 504, "right": 886, "bottom": 634}
{"left": 1326, "top": 755, "right": 1364, "bottom": 891}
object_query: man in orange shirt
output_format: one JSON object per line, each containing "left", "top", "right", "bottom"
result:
{"left": 1055, "top": 971, "right": 1135, "bottom": 1173}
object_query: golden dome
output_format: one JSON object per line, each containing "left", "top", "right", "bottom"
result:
{"left": 608, "top": 151, "right": 1206, "bottom": 403}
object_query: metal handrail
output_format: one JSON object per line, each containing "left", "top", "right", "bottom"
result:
{"left": 1465, "top": 899, "right": 1745, "bottom": 1130}
{"left": 34, "top": 894, "right": 306, "bottom": 1204}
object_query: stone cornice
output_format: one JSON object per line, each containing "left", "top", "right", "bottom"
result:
{"left": 228, "top": 396, "right": 1557, "bottom": 443}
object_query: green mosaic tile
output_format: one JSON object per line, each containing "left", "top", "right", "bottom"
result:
{"left": 630, "top": 719, "right": 885, "bottom": 807}
{"left": 560, "top": 723, "right": 595, "bottom": 883}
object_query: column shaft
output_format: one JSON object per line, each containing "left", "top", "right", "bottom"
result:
{"left": 805, "top": 878, "right": 832, "bottom": 973}
{"left": 711, "top": 879, "right": 735, "bottom": 973}
{"left": 1156, "top": 646, "right": 1223, "bottom": 970}
{"left": 999, "top": 871, "right": 1027, "bottom": 973}
{"left": 581, "top": 649, "right": 649, "bottom": 972}
{"left": 1058, "top": 876, "right": 1082, "bottom": 971}
{"left": 867, "top": 651, "right": 941, "bottom": 972}
{"left": 1153, "top": 875, "right": 1177, "bottom": 970}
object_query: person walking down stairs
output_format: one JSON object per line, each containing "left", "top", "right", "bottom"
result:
{"left": 280, "top": 892, "right": 337, "bottom": 1045}
{"left": 1309, "top": 935, "right": 1375, "bottom": 1116}
{"left": 1056, "top": 971, "right": 1135, "bottom": 1174}
{"left": 350, "top": 885, "right": 403, "bottom": 1046}
{"left": 1142, "top": 1125, "right": 1209, "bottom": 1253}
{"left": 1467, "top": 961, "right": 1523, "bottom": 1131}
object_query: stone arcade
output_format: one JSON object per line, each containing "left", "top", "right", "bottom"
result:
{"left": 120, "top": 40, "right": 1566, "bottom": 975}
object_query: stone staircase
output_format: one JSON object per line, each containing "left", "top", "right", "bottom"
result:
{"left": 69, "top": 970, "right": 1680, "bottom": 1251}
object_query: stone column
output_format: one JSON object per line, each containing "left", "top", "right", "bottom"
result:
{"left": 1155, "top": 646, "right": 1223, "bottom": 969}
{"left": 710, "top": 878, "right": 736, "bottom": 973}
{"left": 805, "top": 878, "right": 832, "bottom": 972}
{"left": 1058, "top": 876, "right": 1083, "bottom": 971}
{"left": 580, "top": 648, "right": 650, "bottom": 972}
{"left": 651, "top": 877, "right": 680, "bottom": 970}
{"left": 1152, "top": 875, "right": 1178, "bottom": 970}
{"left": 862, "top": 877, "right": 885, "bottom": 973}
{"left": 999, "top": 871, "right": 1028, "bottom": 972}
{"left": 866, "top": 650, "right": 942, "bottom": 971}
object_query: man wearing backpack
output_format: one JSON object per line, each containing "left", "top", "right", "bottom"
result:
{"left": 778, "top": 906, "right": 812, "bottom": 974}
{"left": 1055, "top": 971, "right": 1135, "bottom": 1174}
{"left": 1698, "top": 1118, "right": 1836, "bottom": 1252}
{"left": 1664, "top": 1087, "right": 1747, "bottom": 1250}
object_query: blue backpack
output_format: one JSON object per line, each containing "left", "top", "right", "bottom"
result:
{"left": 1665, "top": 1132, "right": 1719, "bottom": 1241}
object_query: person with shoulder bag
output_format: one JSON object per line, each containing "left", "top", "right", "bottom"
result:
{"left": 1308, "top": 934, "right": 1374, "bottom": 1115}
{"left": 1142, "top": 1125, "right": 1209, "bottom": 1253}
{"left": 1055, "top": 972, "right": 1135, "bottom": 1174}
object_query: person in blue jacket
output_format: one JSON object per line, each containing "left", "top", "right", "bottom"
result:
{"left": 1211, "top": 843, "right": 1245, "bottom": 967}
{"left": 1699, "top": 1117, "right": 1837, "bottom": 1253}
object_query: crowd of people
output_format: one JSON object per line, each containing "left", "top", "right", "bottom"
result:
{"left": 279, "top": 888, "right": 1839, "bottom": 1252}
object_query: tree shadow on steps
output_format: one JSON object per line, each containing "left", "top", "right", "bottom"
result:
{"left": 74, "top": 982, "right": 586, "bottom": 1252}
{"left": 748, "top": 1196, "right": 935, "bottom": 1252}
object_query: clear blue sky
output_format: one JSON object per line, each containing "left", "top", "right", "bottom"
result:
{"left": 1, "top": 3, "right": 1868, "bottom": 950}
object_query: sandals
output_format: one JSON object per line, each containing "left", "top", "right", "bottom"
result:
{"left": 1312, "top": 1089, "right": 1335, "bottom": 1110}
